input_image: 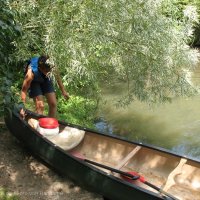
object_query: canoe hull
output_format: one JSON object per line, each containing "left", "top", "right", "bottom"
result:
{"left": 4, "top": 109, "right": 173, "bottom": 200}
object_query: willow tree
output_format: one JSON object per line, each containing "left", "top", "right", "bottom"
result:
{"left": 0, "top": 0, "right": 20, "bottom": 116}
{"left": 8, "top": 0, "right": 200, "bottom": 105}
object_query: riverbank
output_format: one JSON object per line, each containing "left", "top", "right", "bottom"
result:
{"left": 0, "top": 123, "right": 103, "bottom": 200}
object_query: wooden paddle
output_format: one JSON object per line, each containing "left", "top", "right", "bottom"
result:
{"left": 75, "top": 156, "right": 179, "bottom": 200}
{"left": 121, "top": 171, "right": 179, "bottom": 200}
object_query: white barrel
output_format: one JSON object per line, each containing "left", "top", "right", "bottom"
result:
{"left": 37, "top": 125, "right": 59, "bottom": 136}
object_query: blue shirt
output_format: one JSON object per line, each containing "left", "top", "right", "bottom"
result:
{"left": 30, "top": 57, "right": 48, "bottom": 83}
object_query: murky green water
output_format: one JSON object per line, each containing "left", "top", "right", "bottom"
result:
{"left": 96, "top": 65, "right": 200, "bottom": 160}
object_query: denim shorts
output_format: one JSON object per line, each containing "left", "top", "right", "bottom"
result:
{"left": 29, "top": 79, "right": 55, "bottom": 98}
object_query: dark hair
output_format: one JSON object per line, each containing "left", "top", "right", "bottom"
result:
{"left": 38, "top": 55, "right": 50, "bottom": 71}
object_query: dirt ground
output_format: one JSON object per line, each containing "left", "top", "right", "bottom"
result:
{"left": 0, "top": 122, "right": 103, "bottom": 200}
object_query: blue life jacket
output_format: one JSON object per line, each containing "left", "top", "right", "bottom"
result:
{"left": 30, "top": 57, "right": 47, "bottom": 83}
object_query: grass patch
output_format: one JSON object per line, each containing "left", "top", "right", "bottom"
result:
{"left": 15, "top": 95, "right": 98, "bottom": 129}
{"left": 0, "top": 188, "right": 20, "bottom": 200}
{"left": 57, "top": 95, "right": 97, "bottom": 128}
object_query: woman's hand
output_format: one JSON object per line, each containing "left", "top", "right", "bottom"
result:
{"left": 54, "top": 70, "right": 70, "bottom": 100}
{"left": 20, "top": 108, "right": 26, "bottom": 119}
{"left": 62, "top": 90, "right": 70, "bottom": 100}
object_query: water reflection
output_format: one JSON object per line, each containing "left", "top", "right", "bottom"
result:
{"left": 97, "top": 65, "right": 200, "bottom": 160}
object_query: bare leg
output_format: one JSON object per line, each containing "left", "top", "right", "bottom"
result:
{"left": 33, "top": 95, "right": 45, "bottom": 115}
{"left": 45, "top": 92, "right": 57, "bottom": 117}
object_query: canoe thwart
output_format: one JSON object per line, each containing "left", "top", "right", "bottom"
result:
{"left": 115, "top": 146, "right": 142, "bottom": 170}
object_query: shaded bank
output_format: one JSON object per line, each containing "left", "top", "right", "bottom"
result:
{"left": 0, "top": 124, "right": 102, "bottom": 200}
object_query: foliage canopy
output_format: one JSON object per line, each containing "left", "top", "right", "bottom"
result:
{"left": 8, "top": 0, "right": 200, "bottom": 104}
{"left": 1, "top": 0, "right": 200, "bottom": 115}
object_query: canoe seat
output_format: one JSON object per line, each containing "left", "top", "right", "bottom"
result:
{"left": 162, "top": 157, "right": 187, "bottom": 192}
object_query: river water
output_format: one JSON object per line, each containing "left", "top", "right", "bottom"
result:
{"left": 95, "top": 64, "right": 200, "bottom": 161}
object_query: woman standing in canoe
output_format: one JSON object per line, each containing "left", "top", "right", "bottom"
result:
{"left": 21, "top": 55, "right": 69, "bottom": 117}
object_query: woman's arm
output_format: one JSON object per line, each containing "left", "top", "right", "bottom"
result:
{"left": 55, "top": 70, "right": 70, "bottom": 100}
{"left": 21, "top": 67, "right": 34, "bottom": 103}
